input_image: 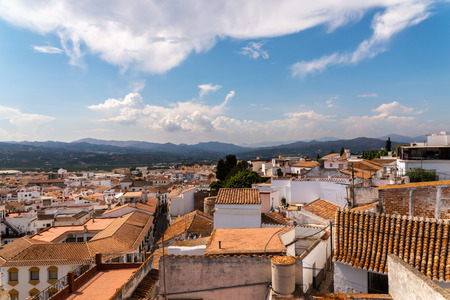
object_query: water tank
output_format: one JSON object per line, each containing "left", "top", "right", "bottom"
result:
{"left": 271, "top": 256, "right": 296, "bottom": 295}
{"left": 204, "top": 196, "right": 216, "bottom": 216}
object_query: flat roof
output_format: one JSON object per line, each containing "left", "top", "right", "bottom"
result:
{"left": 204, "top": 227, "right": 293, "bottom": 255}
{"left": 31, "top": 218, "right": 115, "bottom": 242}
{"left": 66, "top": 268, "right": 138, "bottom": 300}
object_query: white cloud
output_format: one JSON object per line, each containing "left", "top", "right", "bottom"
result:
{"left": 198, "top": 83, "right": 222, "bottom": 98}
{"left": 33, "top": 45, "right": 63, "bottom": 54}
{"left": 88, "top": 87, "right": 235, "bottom": 132}
{"left": 0, "top": 1, "right": 435, "bottom": 74}
{"left": 292, "top": 1, "right": 432, "bottom": 78}
{"left": 358, "top": 93, "right": 378, "bottom": 98}
{"left": 343, "top": 101, "right": 425, "bottom": 136}
{"left": 0, "top": 104, "right": 55, "bottom": 139}
{"left": 239, "top": 41, "right": 269, "bottom": 60}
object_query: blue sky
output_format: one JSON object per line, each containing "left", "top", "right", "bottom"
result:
{"left": 0, "top": 1, "right": 449, "bottom": 145}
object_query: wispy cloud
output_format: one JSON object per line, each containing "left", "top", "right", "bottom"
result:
{"left": 358, "top": 93, "right": 378, "bottom": 98}
{"left": 33, "top": 45, "right": 63, "bottom": 54}
{"left": 198, "top": 83, "right": 222, "bottom": 98}
{"left": 239, "top": 41, "right": 269, "bottom": 60}
{"left": 291, "top": 2, "right": 432, "bottom": 78}
{"left": 0, "top": 1, "right": 435, "bottom": 74}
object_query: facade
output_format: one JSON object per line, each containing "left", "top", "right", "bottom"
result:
{"left": 214, "top": 188, "right": 261, "bottom": 229}
{"left": 398, "top": 132, "right": 450, "bottom": 179}
{"left": 168, "top": 187, "right": 196, "bottom": 217}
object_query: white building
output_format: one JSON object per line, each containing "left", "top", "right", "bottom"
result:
{"left": 214, "top": 188, "right": 261, "bottom": 229}
{"left": 168, "top": 187, "right": 196, "bottom": 217}
{"left": 398, "top": 131, "right": 450, "bottom": 180}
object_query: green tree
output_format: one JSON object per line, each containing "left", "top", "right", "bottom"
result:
{"left": 224, "top": 154, "right": 237, "bottom": 175}
{"left": 406, "top": 168, "right": 436, "bottom": 182}
{"left": 216, "top": 158, "right": 227, "bottom": 181}
{"left": 225, "top": 170, "right": 263, "bottom": 188}
{"left": 386, "top": 137, "right": 392, "bottom": 152}
{"left": 340, "top": 147, "right": 345, "bottom": 156}
{"left": 227, "top": 160, "right": 251, "bottom": 179}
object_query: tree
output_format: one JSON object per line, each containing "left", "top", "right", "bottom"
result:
{"left": 386, "top": 137, "right": 392, "bottom": 152}
{"left": 329, "top": 149, "right": 336, "bottom": 154}
{"left": 340, "top": 147, "right": 345, "bottom": 156}
{"left": 216, "top": 158, "right": 227, "bottom": 181}
{"left": 227, "top": 160, "right": 251, "bottom": 179}
{"left": 224, "top": 154, "right": 237, "bottom": 175}
{"left": 406, "top": 168, "right": 436, "bottom": 182}
{"left": 225, "top": 170, "right": 263, "bottom": 188}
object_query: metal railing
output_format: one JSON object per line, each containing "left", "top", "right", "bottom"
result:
{"left": 32, "top": 261, "right": 95, "bottom": 300}
{"left": 33, "top": 275, "right": 68, "bottom": 300}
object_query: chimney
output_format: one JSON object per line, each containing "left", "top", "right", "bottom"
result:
{"left": 219, "top": 241, "right": 222, "bottom": 249}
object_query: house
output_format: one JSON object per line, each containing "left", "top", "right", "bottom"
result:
{"left": 156, "top": 210, "right": 213, "bottom": 248}
{"left": 101, "top": 201, "right": 157, "bottom": 218}
{"left": 290, "top": 161, "right": 320, "bottom": 175}
{"left": 159, "top": 225, "right": 332, "bottom": 299}
{"left": 119, "top": 191, "right": 147, "bottom": 205}
{"left": 168, "top": 187, "right": 196, "bottom": 217}
{"left": 397, "top": 131, "right": 450, "bottom": 179}
{"left": 296, "top": 199, "right": 340, "bottom": 225}
{"left": 334, "top": 209, "right": 450, "bottom": 294}
{"left": 0, "top": 211, "right": 154, "bottom": 300}
{"left": 213, "top": 188, "right": 261, "bottom": 229}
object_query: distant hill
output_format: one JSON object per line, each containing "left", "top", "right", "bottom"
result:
{"left": 377, "top": 134, "right": 427, "bottom": 144}
{"left": 0, "top": 136, "right": 404, "bottom": 169}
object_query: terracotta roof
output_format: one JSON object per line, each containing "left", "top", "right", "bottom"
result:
{"left": 334, "top": 209, "right": 450, "bottom": 281}
{"left": 376, "top": 180, "right": 450, "bottom": 190}
{"left": 1, "top": 211, "right": 153, "bottom": 266}
{"left": 292, "top": 161, "right": 319, "bottom": 168}
{"left": 156, "top": 210, "right": 213, "bottom": 245}
{"left": 372, "top": 158, "right": 397, "bottom": 165}
{"left": 216, "top": 188, "right": 261, "bottom": 205}
{"left": 351, "top": 202, "right": 379, "bottom": 212}
{"left": 204, "top": 227, "right": 293, "bottom": 255}
{"left": 303, "top": 199, "right": 340, "bottom": 220}
{"left": 261, "top": 212, "right": 290, "bottom": 226}
{"left": 322, "top": 153, "right": 340, "bottom": 159}
{"left": 152, "top": 247, "right": 168, "bottom": 270}
{"left": 172, "top": 237, "right": 210, "bottom": 247}
{"left": 340, "top": 169, "right": 373, "bottom": 180}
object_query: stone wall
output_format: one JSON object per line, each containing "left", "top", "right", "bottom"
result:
{"left": 388, "top": 254, "right": 450, "bottom": 300}
{"left": 379, "top": 184, "right": 450, "bottom": 219}
{"left": 160, "top": 255, "right": 303, "bottom": 299}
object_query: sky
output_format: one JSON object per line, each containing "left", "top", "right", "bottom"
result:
{"left": 0, "top": 0, "right": 449, "bottom": 146}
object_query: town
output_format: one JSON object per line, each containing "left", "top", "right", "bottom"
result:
{"left": 0, "top": 132, "right": 449, "bottom": 299}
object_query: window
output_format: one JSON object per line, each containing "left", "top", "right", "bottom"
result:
{"left": 29, "top": 288, "right": 39, "bottom": 297}
{"left": 29, "top": 267, "right": 40, "bottom": 283}
{"left": 8, "top": 267, "right": 19, "bottom": 283}
{"left": 48, "top": 266, "right": 58, "bottom": 282}
{"left": 368, "top": 272, "right": 388, "bottom": 294}
{"left": 9, "top": 289, "right": 18, "bottom": 300}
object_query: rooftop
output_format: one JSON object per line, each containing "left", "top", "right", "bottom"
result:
{"left": 156, "top": 210, "right": 213, "bottom": 245}
{"left": 31, "top": 218, "right": 115, "bottom": 242}
{"left": 204, "top": 227, "right": 293, "bottom": 255}
{"left": 216, "top": 188, "right": 261, "bottom": 205}
{"left": 376, "top": 180, "right": 450, "bottom": 190}
{"left": 334, "top": 209, "right": 450, "bottom": 282}
{"left": 66, "top": 268, "right": 139, "bottom": 300}
{"left": 303, "top": 199, "right": 340, "bottom": 220}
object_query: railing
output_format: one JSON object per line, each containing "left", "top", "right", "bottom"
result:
{"left": 32, "top": 261, "right": 95, "bottom": 300}
{"left": 33, "top": 275, "right": 68, "bottom": 300}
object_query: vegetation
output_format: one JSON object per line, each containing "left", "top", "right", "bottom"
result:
{"left": 406, "top": 168, "right": 437, "bottom": 182}
{"left": 361, "top": 149, "right": 389, "bottom": 160}
{"left": 211, "top": 154, "right": 266, "bottom": 191}
{"left": 385, "top": 137, "right": 392, "bottom": 152}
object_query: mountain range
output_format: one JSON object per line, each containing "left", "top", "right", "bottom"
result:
{"left": 0, "top": 134, "right": 417, "bottom": 170}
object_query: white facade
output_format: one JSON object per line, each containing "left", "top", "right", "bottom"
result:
{"left": 214, "top": 204, "right": 261, "bottom": 229}
{"left": 169, "top": 188, "right": 195, "bottom": 217}
{"left": 397, "top": 159, "right": 450, "bottom": 180}
{"left": 1, "top": 263, "right": 80, "bottom": 300}
{"left": 271, "top": 178, "right": 348, "bottom": 207}
{"left": 334, "top": 262, "right": 368, "bottom": 293}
